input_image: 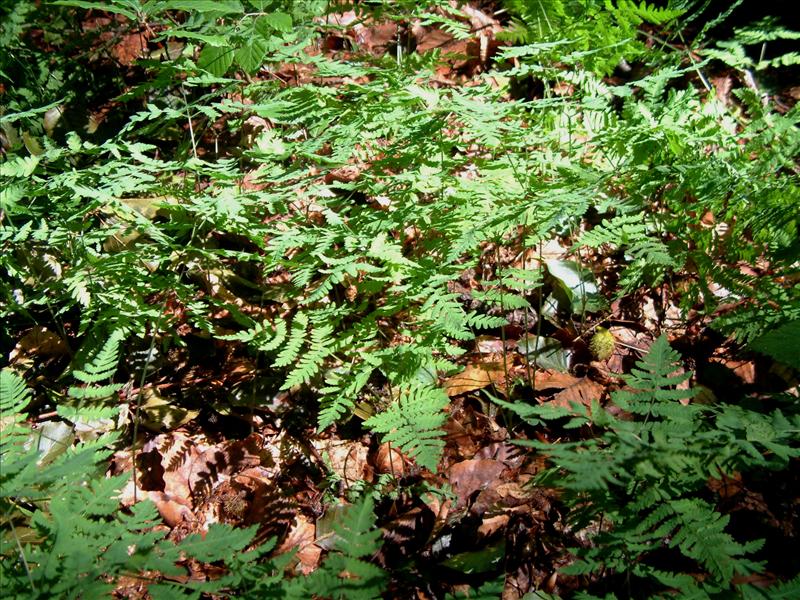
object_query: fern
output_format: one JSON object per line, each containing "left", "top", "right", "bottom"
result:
{"left": 3, "top": 1, "right": 799, "bottom": 596}
{"left": 511, "top": 335, "right": 794, "bottom": 595}
{"left": 701, "top": 18, "right": 800, "bottom": 71}
{"left": 217, "top": 317, "right": 288, "bottom": 353}
{"left": 364, "top": 382, "right": 449, "bottom": 471}
{"left": 272, "top": 312, "right": 309, "bottom": 369}
{"left": 0, "top": 368, "right": 284, "bottom": 599}
{"left": 0, "top": 368, "right": 31, "bottom": 447}
{"left": 281, "top": 322, "right": 333, "bottom": 390}
{"left": 290, "top": 496, "right": 386, "bottom": 600}
{"left": 318, "top": 362, "right": 375, "bottom": 430}
{"left": 749, "top": 319, "right": 800, "bottom": 370}
{"left": 67, "top": 329, "right": 125, "bottom": 402}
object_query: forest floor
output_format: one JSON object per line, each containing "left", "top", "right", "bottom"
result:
{"left": 3, "top": 2, "right": 799, "bottom": 599}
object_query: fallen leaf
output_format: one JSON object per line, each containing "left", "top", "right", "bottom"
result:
{"left": 138, "top": 388, "right": 199, "bottom": 432}
{"left": 315, "top": 439, "right": 371, "bottom": 483}
{"left": 278, "top": 515, "right": 320, "bottom": 575}
{"left": 148, "top": 491, "right": 195, "bottom": 527}
{"left": 551, "top": 378, "right": 604, "bottom": 410}
{"left": 475, "top": 336, "right": 516, "bottom": 354}
{"left": 478, "top": 514, "right": 509, "bottom": 537}
{"left": 9, "top": 326, "right": 69, "bottom": 363}
{"left": 709, "top": 357, "right": 757, "bottom": 386}
{"left": 445, "top": 361, "right": 508, "bottom": 397}
{"left": 375, "top": 442, "right": 407, "bottom": 477}
{"left": 448, "top": 459, "right": 506, "bottom": 507}
{"left": 533, "top": 370, "right": 581, "bottom": 391}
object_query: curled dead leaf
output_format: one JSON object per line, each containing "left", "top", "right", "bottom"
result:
{"left": 315, "top": 439, "right": 371, "bottom": 483}
{"left": 9, "top": 326, "right": 69, "bottom": 364}
{"left": 148, "top": 491, "right": 195, "bottom": 528}
{"left": 448, "top": 459, "right": 506, "bottom": 507}
{"left": 445, "top": 359, "right": 510, "bottom": 397}
{"left": 551, "top": 378, "right": 604, "bottom": 410}
{"left": 277, "top": 515, "right": 320, "bottom": 575}
{"left": 375, "top": 442, "right": 407, "bottom": 477}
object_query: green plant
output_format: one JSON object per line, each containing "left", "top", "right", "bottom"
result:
{"left": 285, "top": 496, "right": 386, "bottom": 600}
{"left": 0, "top": 366, "right": 283, "bottom": 598}
{"left": 364, "top": 382, "right": 450, "bottom": 471}
{"left": 2, "top": 0, "right": 799, "bottom": 596}
{"left": 511, "top": 336, "right": 800, "bottom": 597}
{"left": 499, "top": 0, "right": 686, "bottom": 75}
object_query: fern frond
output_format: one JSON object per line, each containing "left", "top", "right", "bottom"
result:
{"left": 612, "top": 335, "right": 695, "bottom": 417}
{"left": 72, "top": 329, "right": 126, "bottom": 384}
{"left": 272, "top": 312, "right": 308, "bottom": 368}
{"left": 364, "top": 383, "right": 449, "bottom": 470}
{"left": 669, "top": 499, "right": 764, "bottom": 582}
{"left": 300, "top": 496, "right": 386, "bottom": 600}
{"left": 318, "top": 363, "right": 374, "bottom": 430}
{"left": 0, "top": 368, "right": 31, "bottom": 450}
{"left": 281, "top": 324, "right": 333, "bottom": 390}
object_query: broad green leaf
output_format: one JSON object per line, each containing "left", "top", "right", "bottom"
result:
{"left": 750, "top": 320, "right": 800, "bottom": 370}
{"left": 441, "top": 541, "right": 505, "bottom": 574}
{"left": 255, "top": 12, "right": 293, "bottom": 35}
{"left": 545, "top": 259, "right": 604, "bottom": 314}
{"left": 517, "top": 334, "right": 571, "bottom": 372}
{"left": 52, "top": 1, "right": 136, "bottom": 19}
{"left": 234, "top": 37, "right": 268, "bottom": 74}
{"left": 198, "top": 45, "right": 235, "bottom": 76}
{"left": 157, "top": 0, "right": 243, "bottom": 14}
{"left": 164, "top": 30, "right": 229, "bottom": 46}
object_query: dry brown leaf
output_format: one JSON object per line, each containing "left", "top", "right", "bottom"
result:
{"left": 375, "top": 442, "right": 407, "bottom": 477}
{"left": 709, "top": 357, "right": 757, "bottom": 385}
{"left": 551, "top": 378, "right": 604, "bottom": 410}
{"left": 474, "top": 442, "right": 524, "bottom": 469}
{"left": 493, "top": 481, "right": 530, "bottom": 503}
{"left": 148, "top": 491, "right": 195, "bottom": 527}
{"left": 712, "top": 75, "right": 733, "bottom": 104}
{"left": 448, "top": 459, "right": 506, "bottom": 507}
{"left": 533, "top": 370, "right": 581, "bottom": 391}
{"left": 9, "top": 326, "right": 69, "bottom": 363}
{"left": 478, "top": 514, "right": 509, "bottom": 537}
{"left": 475, "top": 336, "right": 516, "bottom": 354}
{"left": 422, "top": 491, "right": 451, "bottom": 525}
{"left": 315, "top": 439, "right": 371, "bottom": 483}
{"left": 112, "top": 32, "right": 149, "bottom": 65}
{"left": 445, "top": 360, "right": 509, "bottom": 397}
{"left": 277, "top": 515, "right": 320, "bottom": 575}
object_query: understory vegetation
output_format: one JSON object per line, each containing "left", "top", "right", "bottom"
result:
{"left": 1, "top": 1, "right": 799, "bottom": 598}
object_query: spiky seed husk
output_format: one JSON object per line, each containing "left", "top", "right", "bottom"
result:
{"left": 590, "top": 327, "right": 615, "bottom": 361}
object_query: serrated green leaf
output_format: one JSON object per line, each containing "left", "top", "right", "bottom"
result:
{"left": 255, "top": 12, "right": 292, "bottom": 35}
{"left": 198, "top": 45, "right": 235, "bottom": 76}
{"left": 234, "top": 37, "right": 268, "bottom": 74}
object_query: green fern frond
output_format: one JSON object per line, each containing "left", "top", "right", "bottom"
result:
{"left": 615, "top": 0, "right": 685, "bottom": 25}
{"left": 364, "top": 383, "right": 449, "bottom": 471}
{"left": 318, "top": 363, "right": 374, "bottom": 430}
{"left": 72, "top": 329, "right": 126, "bottom": 384}
{"left": 0, "top": 368, "right": 31, "bottom": 450}
{"left": 216, "top": 317, "right": 288, "bottom": 352}
{"left": 67, "top": 330, "right": 125, "bottom": 405}
{"left": 281, "top": 323, "right": 333, "bottom": 390}
{"left": 272, "top": 312, "right": 309, "bottom": 368}
{"left": 299, "top": 496, "right": 386, "bottom": 600}
{"left": 612, "top": 334, "right": 695, "bottom": 416}
{"left": 464, "top": 312, "right": 508, "bottom": 330}
{"left": 669, "top": 499, "right": 764, "bottom": 582}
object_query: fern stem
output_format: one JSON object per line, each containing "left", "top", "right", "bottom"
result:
{"left": 6, "top": 508, "right": 35, "bottom": 592}
{"left": 494, "top": 244, "right": 511, "bottom": 393}
{"left": 130, "top": 320, "right": 161, "bottom": 504}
